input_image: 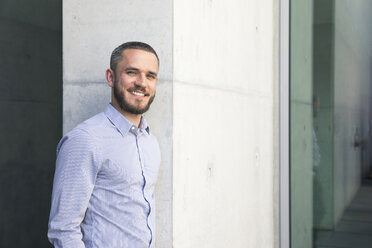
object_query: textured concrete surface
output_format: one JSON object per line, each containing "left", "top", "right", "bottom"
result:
{"left": 63, "top": 0, "right": 172, "bottom": 85}
{"left": 173, "top": 0, "right": 278, "bottom": 247}
{"left": 63, "top": 83, "right": 110, "bottom": 134}
{"left": 173, "top": 83, "right": 275, "bottom": 248}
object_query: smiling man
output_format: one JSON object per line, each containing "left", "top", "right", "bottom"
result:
{"left": 48, "top": 42, "right": 161, "bottom": 248}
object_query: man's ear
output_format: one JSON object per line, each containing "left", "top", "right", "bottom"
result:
{"left": 106, "top": 69, "right": 115, "bottom": 87}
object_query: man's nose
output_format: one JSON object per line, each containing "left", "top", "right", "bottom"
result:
{"left": 135, "top": 73, "right": 147, "bottom": 87}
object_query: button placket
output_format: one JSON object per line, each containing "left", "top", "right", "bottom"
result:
{"left": 134, "top": 131, "right": 152, "bottom": 247}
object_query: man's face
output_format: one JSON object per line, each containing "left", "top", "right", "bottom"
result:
{"left": 112, "top": 49, "right": 159, "bottom": 115}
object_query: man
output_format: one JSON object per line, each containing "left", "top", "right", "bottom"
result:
{"left": 48, "top": 41, "right": 161, "bottom": 248}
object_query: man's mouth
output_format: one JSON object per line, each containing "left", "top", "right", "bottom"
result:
{"left": 131, "top": 91, "right": 145, "bottom": 96}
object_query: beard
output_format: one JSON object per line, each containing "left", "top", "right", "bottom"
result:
{"left": 113, "top": 80, "right": 155, "bottom": 115}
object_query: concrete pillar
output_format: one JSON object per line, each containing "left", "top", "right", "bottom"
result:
{"left": 172, "top": 0, "right": 278, "bottom": 247}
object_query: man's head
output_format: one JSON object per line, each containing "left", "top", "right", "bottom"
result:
{"left": 106, "top": 41, "right": 159, "bottom": 117}
{"left": 110, "top": 41, "right": 159, "bottom": 73}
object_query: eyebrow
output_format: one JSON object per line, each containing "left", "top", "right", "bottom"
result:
{"left": 148, "top": 71, "right": 158, "bottom": 77}
{"left": 125, "top": 67, "right": 139, "bottom": 72}
{"left": 125, "top": 67, "right": 158, "bottom": 77}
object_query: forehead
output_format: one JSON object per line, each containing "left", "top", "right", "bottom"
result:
{"left": 119, "top": 49, "right": 159, "bottom": 71}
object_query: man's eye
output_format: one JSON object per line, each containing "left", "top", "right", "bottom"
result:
{"left": 147, "top": 74, "right": 156, "bottom": 79}
{"left": 127, "top": 71, "right": 136, "bottom": 75}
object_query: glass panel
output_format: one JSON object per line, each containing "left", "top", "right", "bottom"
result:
{"left": 290, "top": 1, "right": 313, "bottom": 247}
{"left": 290, "top": 0, "right": 372, "bottom": 247}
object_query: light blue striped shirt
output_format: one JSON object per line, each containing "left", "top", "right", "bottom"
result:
{"left": 48, "top": 104, "right": 161, "bottom": 248}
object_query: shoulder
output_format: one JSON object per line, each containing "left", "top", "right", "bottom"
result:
{"left": 77, "top": 112, "right": 112, "bottom": 135}
{"left": 57, "top": 112, "right": 110, "bottom": 154}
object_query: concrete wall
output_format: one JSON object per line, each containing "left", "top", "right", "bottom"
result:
{"left": 333, "top": 0, "right": 372, "bottom": 224}
{"left": 172, "top": 0, "right": 279, "bottom": 247}
{"left": 63, "top": 0, "right": 279, "bottom": 247}
{"left": 0, "top": 0, "right": 61, "bottom": 247}
{"left": 290, "top": 0, "right": 313, "bottom": 247}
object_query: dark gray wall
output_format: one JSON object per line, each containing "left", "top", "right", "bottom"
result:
{"left": 0, "top": 1, "right": 61, "bottom": 247}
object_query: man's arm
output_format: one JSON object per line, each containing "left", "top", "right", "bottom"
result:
{"left": 48, "top": 130, "right": 99, "bottom": 248}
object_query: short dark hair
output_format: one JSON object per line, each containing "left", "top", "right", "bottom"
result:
{"left": 110, "top": 41, "right": 159, "bottom": 72}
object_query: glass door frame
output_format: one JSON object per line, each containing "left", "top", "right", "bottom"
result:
{"left": 280, "top": 0, "right": 290, "bottom": 247}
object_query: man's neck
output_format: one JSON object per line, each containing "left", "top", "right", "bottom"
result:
{"left": 110, "top": 102, "right": 142, "bottom": 127}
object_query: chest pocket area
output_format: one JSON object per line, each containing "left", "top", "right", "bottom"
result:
{"left": 97, "top": 159, "right": 125, "bottom": 185}
{"left": 97, "top": 159, "right": 143, "bottom": 187}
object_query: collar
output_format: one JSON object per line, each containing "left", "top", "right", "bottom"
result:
{"left": 138, "top": 116, "right": 151, "bottom": 135}
{"left": 104, "top": 104, "right": 150, "bottom": 136}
